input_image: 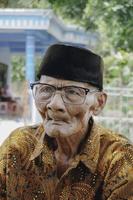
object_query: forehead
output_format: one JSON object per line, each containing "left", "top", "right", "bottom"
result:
{"left": 40, "top": 75, "right": 95, "bottom": 88}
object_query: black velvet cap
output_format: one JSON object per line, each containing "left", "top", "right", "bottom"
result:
{"left": 38, "top": 43, "right": 104, "bottom": 90}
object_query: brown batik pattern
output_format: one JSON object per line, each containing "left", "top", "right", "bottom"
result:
{"left": 0, "top": 123, "right": 133, "bottom": 200}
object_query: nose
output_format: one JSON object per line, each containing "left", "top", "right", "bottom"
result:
{"left": 47, "top": 93, "right": 66, "bottom": 113}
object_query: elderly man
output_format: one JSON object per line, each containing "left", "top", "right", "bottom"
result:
{"left": 0, "top": 44, "right": 133, "bottom": 200}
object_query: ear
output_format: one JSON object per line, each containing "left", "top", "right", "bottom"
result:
{"left": 92, "top": 92, "right": 107, "bottom": 116}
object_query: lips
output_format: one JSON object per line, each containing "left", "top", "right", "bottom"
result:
{"left": 48, "top": 117, "right": 65, "bottom": 122}
{"left": 47, "top": 114, "right": 68, "bottom": 123}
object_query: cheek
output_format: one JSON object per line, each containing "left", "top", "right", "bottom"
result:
{"left": 35, "top": 102, "right": 47, "bottom": 118}
{"left": 66, "top": 104, "right": 89, "bottom": 120}
{"left": 67, "top": 93, "right": 96, "bottom": 115}
{"left": 66, "top": 96, "right": 95, "bottom": 123}
{"left": 85, "top": 94, "right": 96, "bottom": 110}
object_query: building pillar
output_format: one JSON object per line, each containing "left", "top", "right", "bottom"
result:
{"left": 25, "top": 33, "right": 36, "bottom": 123}
{"left": 26, "top": 34, "right": 35, "bottom": 82}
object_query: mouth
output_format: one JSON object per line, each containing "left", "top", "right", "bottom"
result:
{"left": 48, "top": 119, "right": 64, "bottom": 126}
{"left": 47, "top": 116, "right": 68, "bottom": 124}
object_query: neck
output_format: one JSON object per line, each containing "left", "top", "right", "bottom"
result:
{"left": 54, "top": 126, "right": 88, "bottom": 163}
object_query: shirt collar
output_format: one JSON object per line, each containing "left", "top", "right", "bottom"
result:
{"left": 30, "top": 120, "right": 101, "bottom": 174}
{"left": 77, "top": 123, "right": 101, "bottom": 173}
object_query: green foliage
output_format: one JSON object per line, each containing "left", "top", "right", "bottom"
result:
{"left": 17, "top": 0, "right": 50, "bottom": 9}
{"left": 48, "top": 0, "right": 133, "bottom": 52}
{"left": 0, "top": 0, "right": 50, "bottom": 8}
{"left": 49, "top": 0, "right": 87, "bottom": 24}
{"left": 104, "top": 51, "right": 133, "bottom": 87}
{"left": 11, "top": 56, "right": 25, "bottom": 82}
{"left": 11, "top": 55, "right": 42, "bottom": 82}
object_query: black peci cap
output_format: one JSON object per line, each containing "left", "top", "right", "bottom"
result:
{"left": 38, "top": 43, "right": 104, "bottom": 90}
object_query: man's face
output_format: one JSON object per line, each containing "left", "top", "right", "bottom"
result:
{"left": 35, "top": 75, "right": 97, "bottom": 138}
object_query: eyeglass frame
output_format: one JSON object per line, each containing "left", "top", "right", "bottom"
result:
{"left": 30, "top": 81, "right": 101, "bottom": 105}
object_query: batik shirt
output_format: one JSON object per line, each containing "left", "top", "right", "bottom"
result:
{"left": 0, "top": 122, "right": 133, "bottom": 200}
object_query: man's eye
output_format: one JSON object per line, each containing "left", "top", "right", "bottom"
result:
{"left": 66, "top": 88, "right": 81, "bottom": 96}
{"left": 68, "top": 89, "right": 77, "bottom": 94}
{"left": 39, "top": 86, "right": 53, "bottom": 93}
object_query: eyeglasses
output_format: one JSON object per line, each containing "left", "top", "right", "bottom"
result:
{"left": 30, "top": 82, "right": 100, "bottom": 105}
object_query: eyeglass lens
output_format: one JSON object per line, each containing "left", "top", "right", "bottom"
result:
{"left": 33, "top": 84, "right": 86, "bottom": 104}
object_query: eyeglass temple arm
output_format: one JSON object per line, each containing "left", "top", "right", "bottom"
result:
{"left": 30, "top": 82, "right": 40, "bottom": 89}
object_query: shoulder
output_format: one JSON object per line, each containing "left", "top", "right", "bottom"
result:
{"left": 94, "top": 123, "right": 132, "bottom": 147}
{"left": 5, "top": 123, "right": 41, "bottom": 141}
{"left": 95, "top": 123, "right": 133, "bottom": 167}
{"left": 0, "top": 123, "right": 44, "bottom": 155}
{"left": 94, "top": 124, "right": 133, "bottom": 199}
{"left": 89, "top": 122, "right": 133, "bottom": 162}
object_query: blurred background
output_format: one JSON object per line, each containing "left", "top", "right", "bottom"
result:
{"left": 0, "top": 0, "right": 133, "bottom": 144}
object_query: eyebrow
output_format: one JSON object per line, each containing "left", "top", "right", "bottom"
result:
{"left": 39, "top": 81, "right": 93, "bottom": 88}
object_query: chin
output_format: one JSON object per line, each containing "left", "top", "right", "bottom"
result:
{"left": 44, "top": 123, "right": 80, "bottom": 138}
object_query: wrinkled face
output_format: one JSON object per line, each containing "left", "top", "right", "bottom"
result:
{"left": 35, "top": 75, "right": 98, "bottom": 138}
